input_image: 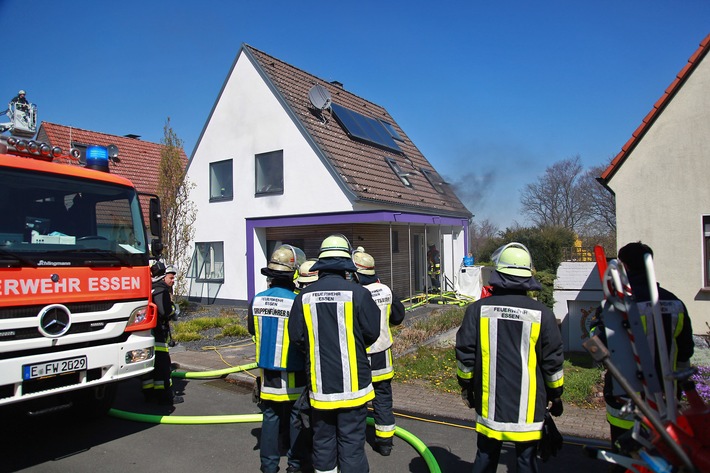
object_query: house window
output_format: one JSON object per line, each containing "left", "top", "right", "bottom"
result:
{"left": 385, "top": 157, "right": 413, "bottom": 188}
{"left": 189, "top": 242, "right": 224, "bottom": 282}
{"left": 256, "top": 150, "right": 284, "bottom": 195}
{"left": 210, "top": 160, "right": 233, "bottom": 201}
{"left": 392, "top": 230, "right": 399, "bottom": 253}
{"left": 420, "top": 168, "right": 446, "bottom": 194}
{"left": 704, "top": 216, "right": 710, "bottom": 287}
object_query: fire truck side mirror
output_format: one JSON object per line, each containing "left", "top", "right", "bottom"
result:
{"left": 149, "top": 197, "right": 162, "bottom": 239}
{"left": 151, "top": 239, "right": 164, "bottom": 258}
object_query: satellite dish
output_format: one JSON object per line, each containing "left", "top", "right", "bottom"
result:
{"left": 308, "top": 84, "right": 332, "bottom": 111}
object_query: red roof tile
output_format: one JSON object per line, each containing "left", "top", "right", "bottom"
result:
{"left": 600, "top": 34, "right": 710, "bottom": 183}
{"left": 244, "top": 45, "right": 472, "bottom": 218}
{"left": 37, "top": 122, "right": 188, "bottom": 196}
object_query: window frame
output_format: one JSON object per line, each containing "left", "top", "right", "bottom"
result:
{"left": 420, "top": 168, "right": 446, "bottom": 194}
{"left": 209, "top": 159, "right": 233, "bottom": 202}
{"left": 189, "top": 241, "right": 225, "bottom": 283}
{"left": 255, "top": 150, "right": 284, "bottom": 196}
{"left": 703, "top": 215, "right": 710, "bottom": 288}
{"left": 385, "top": 157, "right": 413, "bottom": 188}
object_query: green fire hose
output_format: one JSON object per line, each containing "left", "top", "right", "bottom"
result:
{"left": 110, "top": 362, "right": 441, "bottom": 473}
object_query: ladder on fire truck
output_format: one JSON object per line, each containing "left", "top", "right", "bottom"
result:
{"left": 0, "top": 100, "right": 37, "bottom": 138}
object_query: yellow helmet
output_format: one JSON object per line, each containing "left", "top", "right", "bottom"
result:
{"left": 491, "top": 242, "right": 533, "bottom": 277}
{"left": 297, "top": 259, "right": 319, "bottom": 284}
{"left": 318, "top": 234, "right": 352, "bottom": 259}
{"left": 352, "top": 249, "right": 375, "bottom": 275}
{"left": 267, "top": 245, "right": 306, "bottom": 273}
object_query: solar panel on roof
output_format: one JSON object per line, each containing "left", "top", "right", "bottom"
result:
{"left": 331, "top": 103, "right": 401, "bottom": 152}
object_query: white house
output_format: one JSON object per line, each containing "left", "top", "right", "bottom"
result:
{"left": 185, "top": 45, "right": 472, "bottom": 305}
{"left": 599, "top": 33, "right": 710, "bottom": 332}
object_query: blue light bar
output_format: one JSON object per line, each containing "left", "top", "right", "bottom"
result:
{"left": 86, "top": 145, "right": 110, "bottom": 172}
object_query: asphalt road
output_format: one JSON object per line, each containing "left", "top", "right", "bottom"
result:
{"left": 2, "top": 377, "right": 605, "bottom": 473}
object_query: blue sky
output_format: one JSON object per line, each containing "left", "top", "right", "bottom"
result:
{"left": 1, "top": 1, "right": 708, "bottom": 229}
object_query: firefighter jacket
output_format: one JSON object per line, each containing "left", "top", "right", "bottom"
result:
{"left": 288, "top": 270, "right": 381, "bottom": 410}
{"left": 358, "top": 274, "right": 406, "bottom": 383}
{"left": 455, "top": 271, "right": 564, "bottom": 442}
{"left": 248, "top": 281, "right": 307, "bottom": 402}
{"left": 152, "top": 280, "right": 175, "bottom": 325}
{"left": 589, "top": 274, "right": 694, "bottom": 429}
{"left": 362, "top": 279, "right": 406, "bottom": 355}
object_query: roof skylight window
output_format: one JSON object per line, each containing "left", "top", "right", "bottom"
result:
{"left": 386, "top": 157, "right": 413, "bottom": 188}
{"left": 331, "top": 103, "right": 401, "bottom": 152}
{"left": 420, "top": 168, "right": 446, "bottom": 194}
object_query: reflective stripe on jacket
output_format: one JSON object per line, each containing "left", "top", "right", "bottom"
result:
{"left": 456, "top": 292, "right": 565, "bottom": 442}
{"left": 288, "top": 272, "right": 381, "bottom": 410}
{"left": 259, "top": 367, "right": 307, "bottom": 402}
{"left": 250, "top": 286, "right": 305, "bottom": 372}
{"left": 365, "top": 282, "right": 395, "bottom": 354}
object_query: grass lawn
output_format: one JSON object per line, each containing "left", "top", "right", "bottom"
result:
{"left": 393, "top": 346, "right": 604, "bottom": 407}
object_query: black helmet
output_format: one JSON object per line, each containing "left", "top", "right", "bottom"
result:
{"left": 151, "top": 261, "right": 176, "bottom": 282}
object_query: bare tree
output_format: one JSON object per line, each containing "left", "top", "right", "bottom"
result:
{"left": 157, "top": 118, "right": 197, "bottom": 297}
{"left": 520, "top": 155, "right": 591, "bottom": 232}
{"left": 469, "top": 218, "right": 500, "bottom": 260}
{"left": 580, "top": 164, "right": 616, "bottom": 234}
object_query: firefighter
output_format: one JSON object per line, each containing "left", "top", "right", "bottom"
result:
{"left": 427, "top": 243, "right": 441, "bottom": 291}
{"left": 589, "top": 241, "right": 694, "bottom": 472}
{"left": 248, "top": 245, "right": 310, "bottom": 473}
{"left": 351, "top": 248, "right": 405, "bottom": 456}
{"left": 143, "top": 262, "right": 183, "bottom": 405}
{"left": 296, "top": 258, "right": 319, "bottom": 292}
{"left": 9, "top": 90, "right": 29, "bottom": 112}
{"left": 288, "top": 234, "right": 381, "bottom": 473}
{"left": 455, "top": 242, "right": 564, "bottom": 473}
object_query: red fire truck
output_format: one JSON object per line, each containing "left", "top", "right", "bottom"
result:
{"left": 0, "top": 134, "right": 162, "bottom": 417}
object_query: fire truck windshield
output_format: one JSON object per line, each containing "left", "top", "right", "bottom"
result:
{"left": 0, "top": 167, "right": 149, "bottom": 266}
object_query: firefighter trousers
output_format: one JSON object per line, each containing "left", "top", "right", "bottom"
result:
{"left": 141, "top": 324, "right": 173, "bottom": 403}
{"left": 472, "top": 434, "right": 539, "bottom": 473}
{"left": 259, "top": 399, "right": 311, "bottom": 473}
{"left": 371, "top": 379, "right": 395, "bottom": 447}
{"left": 311, "top": 404, "right": 369, "bottom": 473}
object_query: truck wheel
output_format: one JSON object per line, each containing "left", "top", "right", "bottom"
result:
{"left": 73, "top": 383, "right": 118, "bottom": 419}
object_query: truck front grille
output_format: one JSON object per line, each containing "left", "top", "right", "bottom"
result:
{"left": 0, "top": 302, "right": 115, "bottom": 320}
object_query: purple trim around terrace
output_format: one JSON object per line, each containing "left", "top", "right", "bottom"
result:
{"left": 245, "top": 210, "right": 470, "bottom": 299}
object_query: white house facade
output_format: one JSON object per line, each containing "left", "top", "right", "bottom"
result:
{"left": 186, "top": 45, "right": 472, "bottom": 304}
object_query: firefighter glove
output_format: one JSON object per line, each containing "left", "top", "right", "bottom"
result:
{"left": 252, "top": 377, "right": 261, "bottom": 404}
{"left": 461, "top": 387, "right": 475, "bottom": 409}
{"left": 549, "top": 398, "right": 563, "bottom": 417}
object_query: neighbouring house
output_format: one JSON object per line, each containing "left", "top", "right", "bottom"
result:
{"left": 186, "top": 44, "right": 472, "bottom": 305}
{"left": 37, "top": 122, "right": 189, "bottom": 229}
{"left": 598, "top": 33, "right": 710, "bottom": 332}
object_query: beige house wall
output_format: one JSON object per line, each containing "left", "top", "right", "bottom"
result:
{"left": 609, "top": 55, "right": 710, "bottom": 332}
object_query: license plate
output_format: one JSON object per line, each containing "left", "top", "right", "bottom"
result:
{"left": 22, "top": 356, "right": 87, "bottom": 380}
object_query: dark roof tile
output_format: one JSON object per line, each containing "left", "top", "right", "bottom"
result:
{"left": 244, "top": 45, "right": 471, "bottom": 218}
